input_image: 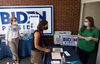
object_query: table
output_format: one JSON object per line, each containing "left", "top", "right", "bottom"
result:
{"left": 0, "top": 38, "right": 33, "bottom": 59}
{"left": 44, "top": 45, "right": 81, "bottom": 64}
{"left": 0, "top": 41, "right": 12, "bottom": 59}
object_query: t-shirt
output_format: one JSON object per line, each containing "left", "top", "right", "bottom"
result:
{"left": 78, "top": 27, "right": 99, "bottom": 52}
{"left": 7, "top": 25, "right": 20, "bottom": 41}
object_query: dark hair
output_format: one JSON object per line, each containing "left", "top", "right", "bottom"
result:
{"left": 80, "top": 16, "right": 95, "bottom": 32}
{"left": 37, "top": 20, "right": 48, "bottom": 31}
{"left": 86, "top": 16, "right": 94, "bottom": 27}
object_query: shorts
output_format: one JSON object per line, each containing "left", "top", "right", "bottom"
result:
{"left": 31, "top": 50, "right": 42, "bottom": 64}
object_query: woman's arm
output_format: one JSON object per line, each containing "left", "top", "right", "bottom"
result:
{"left": 34, "top": 32, "right": 50, "bottom": 52}
{"left": 78, "top": 34, "right": 98, "bottom": 42}
{"left": 6, "top": 26, "right": 10, "bottom": 45}
{"left": 91, "top": 37, "right": 98, "bottom": 42}
{"left": 78, "top": 34, "right": 90, "bottom": 41}
{"left": 78, "top": 34, "right": 85, "bottom": 39}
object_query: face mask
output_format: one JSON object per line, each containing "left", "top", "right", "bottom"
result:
{"left": 13, "top": 22, "right": 17, "bottom": 25}
{"left": 84, "top": 22, "right": 89, "bottom": 26}
{"left": 43, "top": 24, "right": 48, "bottom": 30}
{"left": 44, "top": 26, "right": 48, "bottom": 30}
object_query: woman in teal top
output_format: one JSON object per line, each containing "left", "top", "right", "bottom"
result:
{"left": 78, "top": 16, "right": 99, "bottom": 64}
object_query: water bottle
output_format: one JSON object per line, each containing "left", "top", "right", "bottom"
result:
{"left": 61, "top": 54, "right": 66, "bottom": 64}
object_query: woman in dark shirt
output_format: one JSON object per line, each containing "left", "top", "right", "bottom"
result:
{"left": 31, "top": 20, "right": 50, "bottom": 64}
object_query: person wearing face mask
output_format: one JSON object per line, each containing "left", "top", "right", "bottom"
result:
{"left": 31, "top": 20, "right": 50, "bottom": 64}
{"left": 7, "top": 16, "right": 20, "bottom": 64}
{"left": 77, "top": 16, "right": 99, "bottom": 64}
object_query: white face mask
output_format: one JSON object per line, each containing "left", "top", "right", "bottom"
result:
{"left": 13, "top": 22, "right": 17, "bottom": 25}
{"left": 84, "top": 22, "right": 89, "bottom": 26}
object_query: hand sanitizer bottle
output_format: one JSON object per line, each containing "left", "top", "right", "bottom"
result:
{"left": 61, "top": 54, "right": 66, "bottom": 64}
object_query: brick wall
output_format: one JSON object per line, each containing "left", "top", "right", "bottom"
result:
{"left": 0, "top": 0, "right": 81, "bottom": 45}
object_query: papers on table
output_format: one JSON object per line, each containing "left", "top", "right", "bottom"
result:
{"left": 52, "top": 48, "right": 63, "bottom": 53}
{"left": 51, "top": 48, "right": 71, "bottom": 64}
{"left": 51, "top": 52, "right": 61, "bottom": 59}
{"left": 64, "top": 51, "right": 70, "bottom": 56}
{"left": 51, "top": 61, "right": 60, "bottom": 64}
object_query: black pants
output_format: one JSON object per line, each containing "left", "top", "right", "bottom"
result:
{"left": 77, "top": 48, "right": 92, "bottom": 64}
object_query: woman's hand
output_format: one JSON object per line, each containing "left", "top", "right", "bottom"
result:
{"left": 86, "top": 37, "right": 98, "bottom": 42}
{"left": 44, "top": 48, "right": 50, "bottom": 53}
{"left": 85, "top": 37, "right": 93, "bottom": 41}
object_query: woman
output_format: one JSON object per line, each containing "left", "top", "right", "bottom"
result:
{"left": 7, "top": 16, "right": 20, "bottom": 64}
{"left": 77, "top": 16, "right": 99, "bottom": 64}
{"left": 31, "top": 20, "right": 50, "bottom": 64}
